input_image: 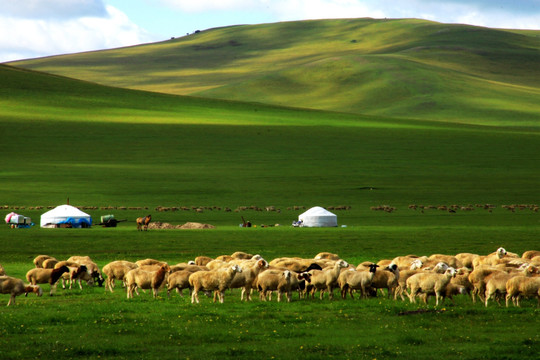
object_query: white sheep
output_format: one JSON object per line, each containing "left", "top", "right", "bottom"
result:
{"left": 25, "top": 266, "right": 70, "bottom": 295}
{"left": 256, "top": 269, "right": 294, "bottom": 302}
{"left": 407, "top": 267, "right": 457, "bottom": 306}
{"left": 228, "top": 258, "right": 269, "bottom": 301}
{"left": 102, "top": 260, "right": 138, "bottom": 292}
{"left": 505, "top": 275, "right": 540, "bottom": 307}
{"left": 189, "top": 264, "right": 242, "bottom": 304}
{"left": 0, "top": 276, "right": 43, "bottom": 306}
{"left": 484, "top": 265, "right": 537, "bottom": 307}
{"left": 308, "top": 259, "right": 349, "bottom": 299}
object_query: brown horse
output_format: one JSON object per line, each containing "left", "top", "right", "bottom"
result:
{"left": 136, "top": 215, "right": 151, "bottom": 231}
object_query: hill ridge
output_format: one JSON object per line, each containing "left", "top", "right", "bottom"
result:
{"left": 8, "top": 18, "right": 540, "bottom": 127}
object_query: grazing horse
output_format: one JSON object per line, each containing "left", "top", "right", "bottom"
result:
{"left": 136, "top": 215, "right": 151, "bottom": 231}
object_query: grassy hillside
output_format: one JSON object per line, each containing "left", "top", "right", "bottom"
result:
{"left": 9, "top": 18, "right": 540, "bottom": 126}
{"left": 1, "top": 64, "right": 539, "bottom": 213}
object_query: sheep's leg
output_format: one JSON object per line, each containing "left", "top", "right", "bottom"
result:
{"left": 286, "top": 290, "right": 292, "bottom": 303}
{"left": 7, "top": 294, "right": 15, "bottom": 306}
{"left": 78, "top": 279, "right": 83, "bottom": 290}
{"left": 218, "top": 291, "right": 225, "bottom": 303}
{"left": 505, "top": 293, "right": 511, "bottom": 307}
{"left": 277, "top": 290, "right": 282, "bottom": 302}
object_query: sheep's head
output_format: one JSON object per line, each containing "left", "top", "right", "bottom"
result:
{"left": 251, "top": 254, "right": 262, "bottom": 260}
{"left": 496, "top": 247, "right": 507, "bottom": 258}
{"left": 337, "top": 260, "right": 349, "bottom": 268}
{"left": 299, "top": 272, "right": 312, "bottom": 283}
{"left": 25, "top": 285, "right": 43, "bottom": 297}
{"left": 410, "top": 259, "right": 423, "bottom": 270}
{"left": 283, "top": 270, "right": 291, "bottom": 280}
{"left": 257, "top": 259, "right": 269, "bottom": 269}
{"left": 368, "top": 264, "right": 379, "bottom": 273}
{"left": 445, "top": 267, "right": 457, "bottom": 277}
{"left": 385, "top": 263, "right": 398, "bottom": 273}
{"left": 434, "top": 262, "right": 449, "bottom": 273}
{"left": 232, "top": 265, "right": 242, "bottom": 273}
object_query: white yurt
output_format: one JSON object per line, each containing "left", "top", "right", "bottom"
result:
{"left": 297, "top": 206, "right": 337, "bottom": 227}
{"left": 40, "top": 205, "right": 92, "bottom": 228}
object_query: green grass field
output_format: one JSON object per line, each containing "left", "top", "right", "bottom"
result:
{"left": 1, "top": 18, "right": 540, "bottom": 359}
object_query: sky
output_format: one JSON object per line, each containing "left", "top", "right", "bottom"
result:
{"left": 1, "top": 0, "right": 540, "bottom": 63}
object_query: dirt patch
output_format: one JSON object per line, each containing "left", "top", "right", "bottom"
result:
{"left": 147, "top": 221, "right": 215, "bottom": 230}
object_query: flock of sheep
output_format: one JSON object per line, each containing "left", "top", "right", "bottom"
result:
{"left": 1, "top": 248, "right": 540, "bottom": 307}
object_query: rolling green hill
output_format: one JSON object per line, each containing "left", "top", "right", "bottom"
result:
{"left": 1, "top": 63, "right": 539, "bottom": 211}
{"left": 9, "top": 18, "right": 540, "bottom": 126}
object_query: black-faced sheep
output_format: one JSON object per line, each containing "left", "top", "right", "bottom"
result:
{"left": 340, "top": 263, "right": 379, "bottom": 299}
{"left": 0, "top": 276, "right": 42, "bottom": 306}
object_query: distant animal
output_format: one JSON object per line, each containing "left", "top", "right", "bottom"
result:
{"left": 136, "top": 215, "right": 152, "bottom": 231}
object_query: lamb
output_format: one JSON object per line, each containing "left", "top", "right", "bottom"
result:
{"left": 256, "top": 269, "right": 294, "bottom": 302}
{"left": 309, "top": 259, "right": 349, "bottom": 299}
{"left": 25, "top": 266, "right": 70, "bottom": 295}
{"left": 0, "top": 276, "right": 43, "bottom": 306}
{"left": 102, "top": 260, "right": 138, "bottom": 292}
{"left": 228, "top": 259, "right": 269, "bottom": 301}
{"left": 33, "top": 255, "right": 56, "bottom": 268}
{"left": 407, "top": 267, "right": 457, "bottom": 306}
{"left": 505, "top": 275, "right": 540, "bottom": 307}
{"left": 189, "top": 264, "right": 242, "bottom": 304}
{"left": 340, "top": 263, "right": 379, "bottom": 299}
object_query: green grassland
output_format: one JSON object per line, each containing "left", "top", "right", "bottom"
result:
{"left": 1, "top": 18, "right": 540, "bottom": 359}
{"left": 10, "top": 18, "right": 540, "bottom": 126}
